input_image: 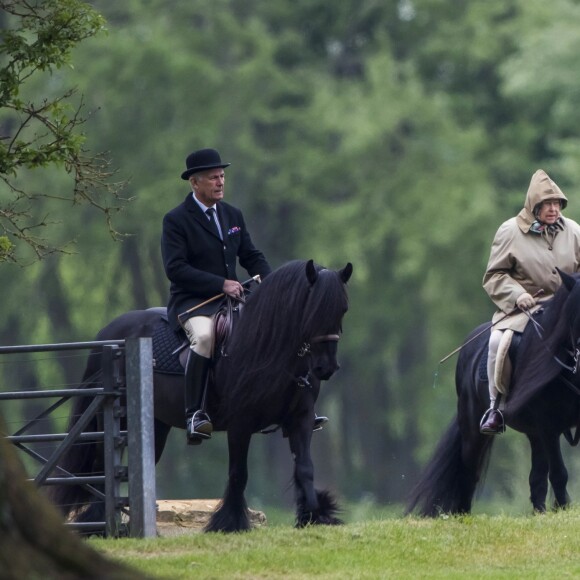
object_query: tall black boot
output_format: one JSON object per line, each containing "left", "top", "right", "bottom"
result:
{"left": 184, "top": 350, "right": 213, "bottom": 445}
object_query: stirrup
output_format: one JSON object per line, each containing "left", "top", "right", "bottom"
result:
{"left": 479, "top": 408, "right": 505, "bottom": 434}
{"left": 186, "top": 411, "right": 213, "bottom": 445}
{"left": 313, "top": 414, "right": 329, "bottom": 432}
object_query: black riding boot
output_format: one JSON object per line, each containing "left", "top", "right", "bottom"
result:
{"left": 185, "top": 350, "right": 213, "bottom": 445}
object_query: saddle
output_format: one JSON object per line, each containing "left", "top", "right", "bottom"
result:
{"left": 214, "top": 297, "right": 241, "bottom": 358}
{"left": 151, "top": 298, "right": 243, "bottom": 375}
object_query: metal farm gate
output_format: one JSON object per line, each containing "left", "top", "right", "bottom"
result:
{"left": 0, "top": 337, "right": 157, "bottom": 538}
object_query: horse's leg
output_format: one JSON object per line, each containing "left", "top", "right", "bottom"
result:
{"left": 458, "top": 433, "right": 494, "bottom": 513}
{"left": 288, "top": 419, "right": 342, "bottom": 527}
{"left": 204, "top": 426, "right": 252, "bottom": 533}
{"left": 527, "top": 433, "right": 549, "bottom": 512}
{"left": 453, "top": 385, "right": 495, "bottom": 515}
{"left": 153, "top": 419, "right": 171, "bottom": 464}
{"left": 544, "top": 433, "right": 570, "bottom": 509}
{"left": 69, "top": 411, "right": 107, "bottom": 528}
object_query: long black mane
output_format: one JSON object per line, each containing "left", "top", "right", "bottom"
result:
{"left": 218, "top": 260, "right": 349, "bottom": 415}
{"left": 508, "top": 272, "right": 580, "bottom": 415}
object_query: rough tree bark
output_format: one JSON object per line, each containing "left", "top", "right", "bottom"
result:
{"left": 0, "top": 415, "right": 149, "bottom": 580}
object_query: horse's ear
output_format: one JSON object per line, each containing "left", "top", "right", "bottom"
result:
{"left": 558, "top": 268, "right": 577, "bottom": 292}
{"left": 305, "top": 259, "right": 318, "bottom": 286}
{"left": 339, "top": 262, "right": 353, "bottom": 284}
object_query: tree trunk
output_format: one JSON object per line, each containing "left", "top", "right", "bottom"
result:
{"left": 0, "top": 414, "right": 148, "bottom": 580}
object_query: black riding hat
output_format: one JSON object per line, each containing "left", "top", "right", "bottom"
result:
{"left": 181, "top": 148, "right": 231, "bottom": 180}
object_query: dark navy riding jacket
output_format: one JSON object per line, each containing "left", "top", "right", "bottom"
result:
{"left": 161, "top": 193, "right": 271, "bottom": 332}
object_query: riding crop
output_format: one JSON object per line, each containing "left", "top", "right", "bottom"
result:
{"left": 177, "top": 275, "right": 261, "bottom": 323}
{"left": 439, "top": 289, "right": 545, "bottom": 364}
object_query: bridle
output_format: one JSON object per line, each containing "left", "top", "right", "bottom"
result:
{"left": 522, "top": 308, "right": 580, "bottom": 374}
{"left": 524, "top": 309, "right": 580, "bottom": 444}
{"left": 258, "top": 333, "right": 341, "bottom": 435}
{"left": 297, "top": 334, "right": 340, "bottom": 358}
{"left": 555, "top": 335, "right": 580, "bottom": 375}
{"left": 296, "top": 333, "right": 341, "bottom": 388}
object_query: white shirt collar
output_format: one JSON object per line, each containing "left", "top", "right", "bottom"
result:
{"left": 191, "top": 192, "right": 217, "bottom": 213}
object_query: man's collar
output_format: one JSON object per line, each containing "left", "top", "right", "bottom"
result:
{"left": 191, "top": 192, "right": 217, "bottom": 213}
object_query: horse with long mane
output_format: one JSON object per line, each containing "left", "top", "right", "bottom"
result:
{"left": 49, "top": 259, "right": 353, "bottom": 532}
{"left": 406, "top": 269, "right": 580, "bottom": 516}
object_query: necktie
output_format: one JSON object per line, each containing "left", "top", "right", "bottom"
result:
{"left": 206, "top": 208, "right": 223, "bottom": 240}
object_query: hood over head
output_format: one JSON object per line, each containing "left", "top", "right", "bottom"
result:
{"left": 516, "top": 169, "right": 568, "bottom": 232}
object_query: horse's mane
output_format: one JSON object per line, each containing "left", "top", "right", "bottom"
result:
{"left": 218, "top": 260, "right": 348, "bottom": 415}
{"left": 507, "top": 274, "right": 580, "bottom": 414}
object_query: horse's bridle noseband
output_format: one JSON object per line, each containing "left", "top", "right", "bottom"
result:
{"left": 297, "top": 334, "right": 340, "bottom": 358}
{"left": 551, "top": 329, "right": 580, "bottom": 375}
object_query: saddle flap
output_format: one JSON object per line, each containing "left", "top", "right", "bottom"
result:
{"left": 214, "top": 297, "right": 243, "bottom": 357}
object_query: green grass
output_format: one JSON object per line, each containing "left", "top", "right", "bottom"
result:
{"left": 89, "top": 507, "right": 580, "bottom": 579}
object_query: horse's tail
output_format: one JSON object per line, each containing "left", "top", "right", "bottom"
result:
{"left": 46, "top": 360, "right": 103, "bottom": 523}
{"left": 405, "top": 416, "right": 494, "bottom": 517}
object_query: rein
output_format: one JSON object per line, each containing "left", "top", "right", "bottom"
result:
{"left": 523, "top": 309, "right": 580, "bottom": 374}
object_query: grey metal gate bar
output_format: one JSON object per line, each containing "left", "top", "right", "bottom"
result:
{"left": 126, "top": 338, "right": 157, "bottom": 538}
{"left": 1, "top": 337, "right": 157, "bottom": 538}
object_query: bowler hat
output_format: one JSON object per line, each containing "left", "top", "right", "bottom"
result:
{"left": 181, "top": 148, "right": 231, "bottom": 180}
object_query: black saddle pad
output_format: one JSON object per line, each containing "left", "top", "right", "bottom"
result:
{"left": 478, "top": 350, "right": 488, "bottom": 382}
{"left": 152, "top": 319, "right": 186, "bottom": 375}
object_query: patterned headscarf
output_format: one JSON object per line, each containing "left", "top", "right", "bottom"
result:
{"left": 530, "top": 202, "right": 564, "bottom": 248}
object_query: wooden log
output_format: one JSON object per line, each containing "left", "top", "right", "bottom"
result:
{"left": 155, "top": 499, "right": 267, "bottom": 536}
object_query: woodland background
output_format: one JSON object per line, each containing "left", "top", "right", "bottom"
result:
{"left": 3, "top": 0, "right": 580, "bottom": 517}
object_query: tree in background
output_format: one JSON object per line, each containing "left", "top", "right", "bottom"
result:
{"left": 3, "top": 0, "right": 580, "bottom": 515}
{"left": 0, "top": 0, "right": 127, "bottom": 263}
{"left": 0, "top": 1, "right": 146, "bottom": 577}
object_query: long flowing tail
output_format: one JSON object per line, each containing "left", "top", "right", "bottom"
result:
{"left": 46, "top": 363, "right": 103, "bottom": 523}
{"left": 405, "top": 416, "right": 494, "bottom": 516}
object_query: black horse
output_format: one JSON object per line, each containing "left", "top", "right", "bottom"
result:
{"left": 406, "top": 269, "right": 580, "bottom": 516}
{"left": 50, "top": 259, "right": 352, "bottom": 532}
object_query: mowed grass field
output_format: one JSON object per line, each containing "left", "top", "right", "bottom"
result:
{"left": 90, "top": 506, "right": 580, "bottom": 579}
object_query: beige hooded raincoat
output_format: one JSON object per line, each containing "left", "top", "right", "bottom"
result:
{"left": 483, "top": 169, "right": 580, "bottom": 332}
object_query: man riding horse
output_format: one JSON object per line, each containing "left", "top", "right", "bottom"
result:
{"left": 480, "top": 169, "right": 580, "bottom": 434}
{"left": 161, "top": 148, "right": 328, "bottom": 444}
{"left": 161, "top": 148, "right": 272, "bottom": 444}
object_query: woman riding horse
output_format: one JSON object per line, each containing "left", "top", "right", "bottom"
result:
{"left": 480, "top": 169, "right": 580, "bottom": 434}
